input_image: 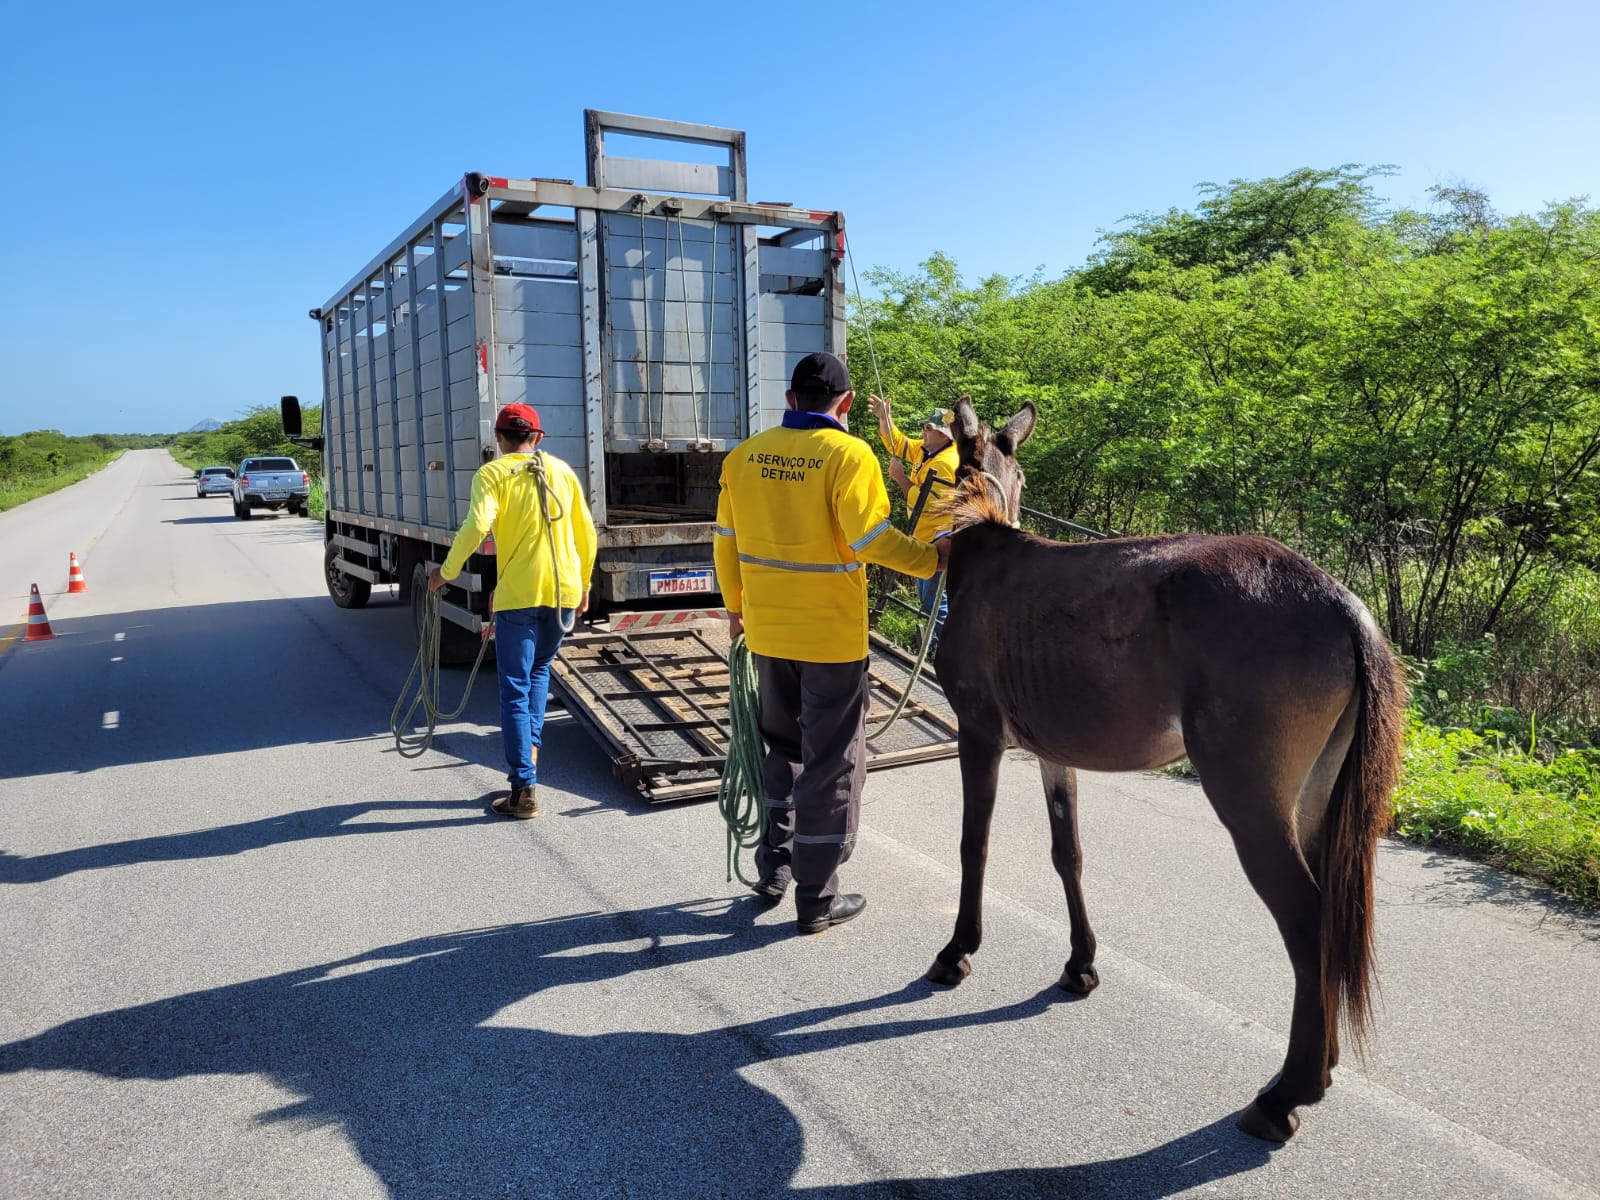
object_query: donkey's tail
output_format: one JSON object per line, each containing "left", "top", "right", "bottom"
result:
{"left": 1320, "top": 601, "right": 1407, "bottom": 1060}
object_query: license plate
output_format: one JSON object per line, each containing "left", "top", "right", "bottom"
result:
{"left": 265, "top": 490, "right": 288, "bottom": 499}
{"left": 648, "top": 570, "right": 713, "bottom": 597}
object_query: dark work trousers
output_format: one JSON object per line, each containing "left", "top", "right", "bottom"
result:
{"left": 752, "top": 654, "right": 870, "bottom": 918}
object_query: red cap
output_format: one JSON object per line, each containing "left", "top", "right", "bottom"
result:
{"left": 494, "top": 403, "right": 541, "bottom": 435}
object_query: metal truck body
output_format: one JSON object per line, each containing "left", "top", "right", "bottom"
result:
{"left": 297, "top": 110, "right": 847, "bottom": 634}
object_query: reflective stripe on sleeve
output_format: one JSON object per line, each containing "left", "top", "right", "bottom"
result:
{"left": 737, "top": 553, "right": 861, "bottom": 574}
{"left": 848, "top": 518, "right": 891, "bottom": 551}
{"left": 714, "top": 524, "right": 736, "bottom": 537}
{"left": 794, "top": 832, "right": 853, "bottom": 845}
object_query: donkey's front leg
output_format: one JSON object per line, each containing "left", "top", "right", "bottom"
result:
{"left": 928, "top": 730, "right": 1004, "bottom": 986}
{"left": 1040, "top": 759, "right": 1099, "bottom": 994}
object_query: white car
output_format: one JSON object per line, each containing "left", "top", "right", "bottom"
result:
{"left": 196, "top": 466, "right": 235, "bottom": 497}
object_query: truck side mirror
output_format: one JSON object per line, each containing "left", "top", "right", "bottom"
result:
{"left": 281, "top": 395, "right": 302, "bottom": 437}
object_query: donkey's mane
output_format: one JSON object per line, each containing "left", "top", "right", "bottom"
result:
{"left": 940, "top": 473, "right": 1013, "bottom": 532}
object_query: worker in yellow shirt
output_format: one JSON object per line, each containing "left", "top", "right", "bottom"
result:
{"left": 714, "top": 353, "right": 949, "bottom": 934}
{"left": 428, "top": 403, "right": 597, "bottom": 819}
{"left": 868, "top": 393, "right": 959, "bottom": 652}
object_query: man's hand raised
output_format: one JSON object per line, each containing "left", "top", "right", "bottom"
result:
{"left": 867, "top": 394, "right": 895, "bottom": 442}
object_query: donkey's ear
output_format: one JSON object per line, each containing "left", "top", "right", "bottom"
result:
{"left": 998, "top": 403, "right": 1037, "bottom": 452}
{"left": 953, "top": 395, "right": 981, "bottom": 442}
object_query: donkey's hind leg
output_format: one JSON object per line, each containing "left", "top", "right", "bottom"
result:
{"left": 928, "top": 730, "right": 1004, "bottom": 986}
{"left": 1189, "top": 747, "right": 1331, "bottom": 1142}
{"left": 1041, "top": 760, "right": 1098, "bottom": 995}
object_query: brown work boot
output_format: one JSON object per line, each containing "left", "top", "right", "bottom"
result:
{"left": 491, "top": 785, "right": 538, "bottom": 819}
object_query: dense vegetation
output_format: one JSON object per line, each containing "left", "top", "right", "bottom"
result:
{"left": 0, "top": 430, "right": 170, "bottom": 511}
{"left": 170, "top": 405, "right": 325, "bottom": 518}
{"left": 853, "top": 168, "right": 1599, "bottom": 902}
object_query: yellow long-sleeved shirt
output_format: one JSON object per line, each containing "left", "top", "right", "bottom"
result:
{"left": 714, "top": 414, "right": 938, "bottom": 663}
{"left": 885, "top": 425, "right": 960, "bottom": 544}
{"left": 441, "top": 451, "right": 597, "bottom": 611}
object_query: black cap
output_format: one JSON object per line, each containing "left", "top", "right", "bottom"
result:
{"left": 790, "top": 351, "right": 851, "bottom": 396}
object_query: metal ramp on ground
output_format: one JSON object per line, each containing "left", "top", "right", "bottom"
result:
{"left": 550, "top": 614, "right": 957, "bottom": 803}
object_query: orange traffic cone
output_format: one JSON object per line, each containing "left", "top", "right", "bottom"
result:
{"left": 24, "top": 584, "right": 55, "bottom": 642}
{"left": 67, "top": 552, "right": 88, "bottom": 594}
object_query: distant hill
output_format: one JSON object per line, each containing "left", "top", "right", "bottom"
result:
{"left": 187, "top": 418, "right": 223, "bottom": 432}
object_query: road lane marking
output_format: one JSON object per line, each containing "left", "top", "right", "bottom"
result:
{"left": 102, "top": 711, "right": 120, "bottom": 730}
{"left": 111, "top": 655, "right": 123, "bottom": 662}
{"left": 114, "top": 632, "right": 125, "bottom": 641}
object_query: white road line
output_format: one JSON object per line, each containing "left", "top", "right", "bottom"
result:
{"left": 101, "top": 711, "right": 119, "bottom": 730}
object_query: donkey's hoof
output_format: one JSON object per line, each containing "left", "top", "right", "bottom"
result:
{"left": 1057, "top": 964, "right": 1099, "bottom": 995}
{"left": 927, "top": 954, "right": 971, "bottom": 987}
{"left": 1235, "top": 1099, "right": 1299, "bottom": 1143}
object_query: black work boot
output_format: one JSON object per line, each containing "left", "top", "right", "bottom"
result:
{"left": 491, "top": 785, "right": 539, "bottom": 819}
{"left": 796, "top": 893, "right": 866, "bottom": 934}
{"left": 750, "top": 877, "right": 788, "bottom": 902}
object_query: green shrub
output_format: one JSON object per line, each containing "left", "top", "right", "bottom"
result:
{"left": 1395, "top": 715, "right": 1600, "bottom": 903}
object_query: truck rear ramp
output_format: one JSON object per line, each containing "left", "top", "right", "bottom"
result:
{"left": 550, "top": 613, "right": 959, "bottom": 803}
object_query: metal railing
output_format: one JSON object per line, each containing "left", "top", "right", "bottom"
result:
{"left": 1019, "top": 505, "right": 1117, "bottom": 541}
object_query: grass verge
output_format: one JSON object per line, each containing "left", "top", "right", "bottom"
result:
{"left": 1394, "top": 716, "right": 1599, "bottom": 905}
{"left": 0, "top": 454, "right": 121, "bottom": 512}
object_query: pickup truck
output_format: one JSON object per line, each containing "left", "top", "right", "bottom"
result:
{"left": 233, "top": 456, "right": 310, "bottom": 520}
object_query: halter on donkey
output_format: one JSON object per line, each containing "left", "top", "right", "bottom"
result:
{"left": 927, "top": 397, "right": 1406, "bottom": 1142}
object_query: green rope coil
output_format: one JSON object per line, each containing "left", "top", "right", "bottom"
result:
{"left": 391, "top": 590, "right": 493, "bottom": 759}
{"left": 717, "top": 634, "right": 767, "bottom": 885}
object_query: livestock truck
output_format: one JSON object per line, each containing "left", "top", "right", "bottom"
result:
{"left": 284, "top": 110, "right": 956, "bottom": 799}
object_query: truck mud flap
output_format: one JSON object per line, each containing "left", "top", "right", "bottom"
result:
{"left": 550, "top": 616, "right": 959, "bottom": 803}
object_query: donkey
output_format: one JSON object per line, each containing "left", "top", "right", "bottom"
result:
{"left": 926, "top": 397, "right": 1406, "bottom": 1142}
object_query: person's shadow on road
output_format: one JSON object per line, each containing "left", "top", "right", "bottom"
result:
{"left": 0, "top": 899, "right": 1276, "bottom": 1198}
{"left": 0, "top": 797, "right": 498, "bottom": 884}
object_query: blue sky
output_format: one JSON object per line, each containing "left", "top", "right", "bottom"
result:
{"left": 2, "top": 0, "right": 1596, "bottom": 436}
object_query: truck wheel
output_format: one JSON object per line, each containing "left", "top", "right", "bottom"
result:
{"left": 326, "top": 541, "right": 372, "bottom": 609}
{"left": 410, "top": 562, "right": 480, "bottom": 666}
{"left": 236, "top": 498, "right": 252, "bottom": 521}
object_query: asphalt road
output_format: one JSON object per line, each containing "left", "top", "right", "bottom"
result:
{"left": 2, "top": 449, "right": 1597, "bottom": 1199}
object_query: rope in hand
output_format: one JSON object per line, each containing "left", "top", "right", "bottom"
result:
{"left": 867, "top": 566, "right": 945, "bottom": 743}
{"left": 716, "top": 633, "right": 767, "bottom": 885}
{"left": 391, "top": 450, "right": 571, "bottom": 758}
{"left": 391, "top": 589, "right": 494, "bottom": 759}
{"left": 718, "top": 564, "right": 943, "bottom": 882}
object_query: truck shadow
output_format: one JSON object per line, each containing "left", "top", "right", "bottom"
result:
{"left": 0, "top": 901, "right": 1275, "bottom": 1198}
{"left": 0, "top": 597, "right": 520, "bottom": 780}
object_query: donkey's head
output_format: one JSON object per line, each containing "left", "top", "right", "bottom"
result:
{"left": 949, "top": 396, "right": 1036, "bottom": 528}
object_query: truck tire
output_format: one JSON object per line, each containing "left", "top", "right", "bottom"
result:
{"left": 411, "top": 562, "right": 480, "bottom": 666}
{"left": 325, "top": 541, "right": 372, "bottom": 609}
{"left": 236, "top": 497, "right": 252, "bottom": 521}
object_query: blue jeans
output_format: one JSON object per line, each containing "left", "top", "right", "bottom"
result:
{"left": 496, "top": 606, "right": 574, "bottom": 789}
{"left": 917, "top": 572, "right": 948, "bottom": 655}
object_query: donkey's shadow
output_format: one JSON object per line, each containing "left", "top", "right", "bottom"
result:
{"left": 0, "top": 899, "right": 1274, "bottom": 1198}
